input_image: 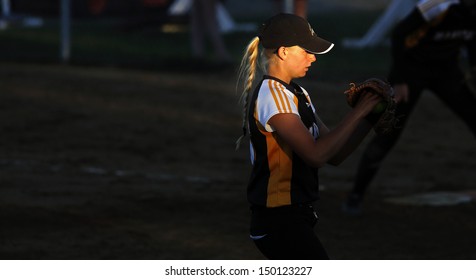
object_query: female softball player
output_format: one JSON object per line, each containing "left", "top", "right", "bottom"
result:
{"left": 236, "top": 13, "right": 383, "bottom": 259}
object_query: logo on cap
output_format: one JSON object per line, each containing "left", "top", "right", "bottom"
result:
{"left": 308, "top": 23, "right": 315, "bottom": 36}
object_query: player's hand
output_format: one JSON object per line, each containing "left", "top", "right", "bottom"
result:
{"left": 394, "top": 83, "right": 409, "bottom": 103}
{"left": 354, "top": 90, "right": 382, "bottom": 116}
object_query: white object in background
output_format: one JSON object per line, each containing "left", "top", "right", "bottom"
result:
{"left": 216, "top": 2, "right": 256, "bottom": 33}
{"left": 2, "top": 0, "right": 10, "bottom": 16}
{"left": 168, "top": 0, "right": 193, "bottom": 16}
{"left": 168, "top": 0, "right": 255, "bottom": 33}
{"left": 342, "top": 0, "right": 418, "bottom": 48}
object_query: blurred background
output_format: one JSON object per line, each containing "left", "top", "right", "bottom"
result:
{"left": 0, "top": 0, "right": 391, "bottom": 73}
{"left": 1, "top": 0, "right": 475, "bottom": 260}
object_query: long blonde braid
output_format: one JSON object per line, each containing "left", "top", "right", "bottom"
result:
{"left": 235, "top": 36, "right": 262, "bottom": 150}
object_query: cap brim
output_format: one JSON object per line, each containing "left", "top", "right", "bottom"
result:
{"left": 302, "top": 36, "right": 334, "bottom": 55}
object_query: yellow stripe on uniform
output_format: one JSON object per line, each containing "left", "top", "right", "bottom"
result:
{"left": 265, "top": 133, "right": 293, "bottom": 207}
{"left": 269, "top": 80, "right": 292, "bottom": 113}
{"left": 268, "top": 80, "right": 284, "bottom": 113}
{"left": 277, "top": 82, "right": 293, "bottom": 113}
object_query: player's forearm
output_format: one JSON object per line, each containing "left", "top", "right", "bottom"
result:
{"left": 310, "top": 110, "right": 369, "bottom": 167}
{"left": 328, "top": 120, "right": 373, "bottom": 166}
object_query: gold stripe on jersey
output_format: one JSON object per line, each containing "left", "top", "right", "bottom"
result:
{"left": 269, "top": 80, "right": 293, "bottom": 114}
{"left": 280, "top": 80, "right": 301, "bottom": 111}
{"left": 277, "top": 82, "right": 294, "bottom": 113}
{"left": 265, "top": 130, "right": 293, "bottom": 207}
{"left": 269, "top": 80, "right": 283, "bottom": 112}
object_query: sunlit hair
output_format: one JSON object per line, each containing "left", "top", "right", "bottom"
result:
{"left": 235, "top": 37, "right": 275, "bottom": 150}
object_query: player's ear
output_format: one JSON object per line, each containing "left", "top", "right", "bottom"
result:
{"left": 275, "top": 46, "right": 287, "bottom": 60}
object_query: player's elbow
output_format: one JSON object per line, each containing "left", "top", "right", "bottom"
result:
{"left": 297, "top": 146, "right": 341, "bottom": 168}
{"left": 308, "top": 154, "right": 345, "bottom": 167}
{"left": 305, "top": 155, "right": 332, "bottom": 168}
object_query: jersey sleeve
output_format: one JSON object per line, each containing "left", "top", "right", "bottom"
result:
{"left": 255, "top": 79, "right": 299, "bottom": 132}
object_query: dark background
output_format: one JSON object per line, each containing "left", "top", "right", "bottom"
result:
{"left": 1, "top": 0, "right": 475, "bottom": 259}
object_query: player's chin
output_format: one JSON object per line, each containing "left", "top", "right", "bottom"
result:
{"left": 299, "top": 70, "right": 308, "bottom": 78}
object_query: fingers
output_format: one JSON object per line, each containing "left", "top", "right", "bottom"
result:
{"left": 354, "top": 91, "right": 382, "bottom": 115}
{"left": 394, "top": 83, "right": 409, "bottom": 103}
{"left": 359, "top": 90, "right": 382, "bottom": 104}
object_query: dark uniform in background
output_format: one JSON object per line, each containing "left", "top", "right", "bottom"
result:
{"left": 343, "top": 0, "right": 476, "bottom": 215}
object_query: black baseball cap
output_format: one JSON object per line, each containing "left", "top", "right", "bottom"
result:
{"left": 258, "top": 13, "right": 334, "bottom": 55}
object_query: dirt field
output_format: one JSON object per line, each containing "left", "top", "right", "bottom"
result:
{"left": 0, "top": 61, "right": 475, "bottom": 260}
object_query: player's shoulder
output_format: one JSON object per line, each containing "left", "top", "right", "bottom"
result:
{"left": 255, "top": 77, "right": 299, "bottom": 115}
{"left": 417, "top": 0, "right": 460, "bottom": 21}
{"left": 258, "top": 77, "right": 295, "bottom": 100}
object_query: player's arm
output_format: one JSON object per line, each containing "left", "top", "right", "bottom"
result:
{"left": 313, "top": 113, "right": 372, "bottom": 165}
{"left": 268, "top": 93, "right": 379, "bottom": 168}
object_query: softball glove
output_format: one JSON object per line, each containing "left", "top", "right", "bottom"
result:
{"left": 344, "top": 78, "right": 398, "bottom": 135}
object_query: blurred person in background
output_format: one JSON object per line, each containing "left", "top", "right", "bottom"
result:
{"left": 272, "top": 0, "right": 308, "bottom": 18}
{"left": 342, "top": 0, "right": 418, "bottom": 49}
{"left": 343, "top": 0, "right": 476, "bottom": 216}
{"left": 190, "top": 0, "right": 232, "bottom": 64}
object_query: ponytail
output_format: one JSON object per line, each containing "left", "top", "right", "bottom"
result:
{"left": 235, "top": 36, "right": 261, "bottom": 150}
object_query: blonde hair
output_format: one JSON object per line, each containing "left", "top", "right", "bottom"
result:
{"left": 235, "top": 36, "right": 270, "bottom": 150}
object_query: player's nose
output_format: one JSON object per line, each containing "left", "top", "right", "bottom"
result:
{"left": 309, "top": 53, "right": 316, "bottom": 62}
